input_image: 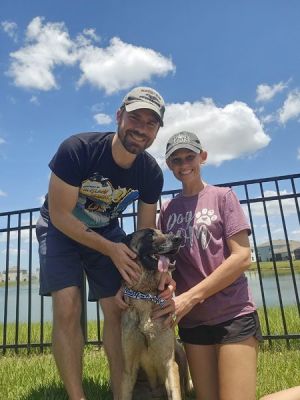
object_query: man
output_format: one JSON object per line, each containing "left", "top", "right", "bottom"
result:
{"left": 36, "top": 87, "right": 167, "bottom": 400}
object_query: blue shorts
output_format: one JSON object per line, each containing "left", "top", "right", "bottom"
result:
{"left": 178, "top": 312, "right": 263, "bottom": 345}
{"left": 36, "top": 215, "right": 126, "bottom": 301}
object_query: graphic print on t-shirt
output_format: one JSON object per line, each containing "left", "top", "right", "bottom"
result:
{"left": 166, "top": 208, "right": 217, "bottom": 250}
{"left": 72, "top": 172, "right": 139, "bottom": 227}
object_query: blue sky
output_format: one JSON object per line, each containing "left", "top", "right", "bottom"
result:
{"left": 1, "top": 0, "right": 300, "bottom": 263}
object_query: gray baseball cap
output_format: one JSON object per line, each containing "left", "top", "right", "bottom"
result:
{"left": 122, "top": 87, "right": 165, "bottom": 126}
{"left": 165, "top": 131, "right": 203, "bottom": 159}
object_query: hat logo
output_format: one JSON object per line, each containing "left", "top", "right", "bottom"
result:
{"left": 140, "top": 94, "right": 161, "bottom": 108}
{"left": 173, "top": 134, "right": 191, "bottom": 144}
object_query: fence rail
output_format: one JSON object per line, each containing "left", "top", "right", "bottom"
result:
{"left": 1, "top": 173, "right": 300, "bottom": 353}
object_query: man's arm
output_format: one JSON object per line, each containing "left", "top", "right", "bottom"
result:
{"left": 48, "top": 173, "right": 140, "bottom": 284}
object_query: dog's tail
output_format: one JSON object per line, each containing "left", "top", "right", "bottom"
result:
{"left": 175, "top": 340, "right": 194, "bottom": 399}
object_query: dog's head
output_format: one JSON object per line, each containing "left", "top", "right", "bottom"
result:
{"left": 124, "top": 228, "right": 181, "bottom": 272}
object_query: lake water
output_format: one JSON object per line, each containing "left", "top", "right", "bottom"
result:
{"left": 1, "top": 272, "right": 299, "bottom": 324}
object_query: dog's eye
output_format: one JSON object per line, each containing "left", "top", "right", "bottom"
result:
{"left": 145, "top": 232, "right": 153, "bottom": 241}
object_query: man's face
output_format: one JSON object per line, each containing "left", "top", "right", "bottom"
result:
{"left": 117, "top": 108, "right": 160, "bottom": 155}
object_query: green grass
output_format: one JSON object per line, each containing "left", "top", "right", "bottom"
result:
{"left": 257, "top": 305, "right": 300, "bottom": 335}
{"left": 249, "top": 260, "right": 300, "bottom": 272}
{"left": 0, "top": 342, "right": 299, "bottom": 399}
{"left": 1, "top": 306, "right": 299, "bottom": 400}
{"left": 0, "top": 347, "right": 111, "bottom": 400}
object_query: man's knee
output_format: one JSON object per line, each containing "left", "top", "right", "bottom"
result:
{"left": 100, "top": 296, "right": 122, "bottom": 327}
{"left": 52, "top": 287, "right": 82, "bottom": 326}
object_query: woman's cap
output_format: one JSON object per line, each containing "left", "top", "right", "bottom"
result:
{"left": 165, "top": 131, "right": 202, "bottom": 159}
{"left": 122, "top": 87, "right": 165, "bottom": 126}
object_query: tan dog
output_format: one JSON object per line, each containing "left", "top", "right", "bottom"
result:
{"left": 120, "top": 228, "right": 190, "bottom": 400}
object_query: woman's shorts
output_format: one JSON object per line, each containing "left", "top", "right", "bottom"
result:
{"left": 36, "top": 215, "right": 126, "bottom": 301}
{"left": 178, "top": 311, "right": 263, "bottom": 345}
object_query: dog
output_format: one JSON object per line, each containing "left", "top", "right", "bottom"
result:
{"left": 120, "top": 228, "right": 191, "bottom": 400}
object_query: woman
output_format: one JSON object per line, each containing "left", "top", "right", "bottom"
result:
{"left": 155, "top": 131, "right": 262, "bottom": 400}
{"left": 260, "top": 387, "right": 300, "bottom": 400}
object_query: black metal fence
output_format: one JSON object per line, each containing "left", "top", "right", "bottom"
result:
{"left": 1, "top": 173, "right": 300, "bottom": 353}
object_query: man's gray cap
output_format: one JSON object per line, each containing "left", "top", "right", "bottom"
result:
{"left": 122, "top": 87, "right": 165, "bottom": 126}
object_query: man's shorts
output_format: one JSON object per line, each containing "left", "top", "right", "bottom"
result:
{"left": 178, "top": 311, "right": 263, "bottom": 345}
{"left": 36, "top": 215, "right": 126, "bottom": 301}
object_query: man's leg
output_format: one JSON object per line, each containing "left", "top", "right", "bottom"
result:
{"left": 52, "top": 286, "right": 86, "bottom": 400}
{"left": 100, "top": 296, "right": 123, "bottom": 400}
{"left": 217, "top": 336, "right": 258, "bottom": 400}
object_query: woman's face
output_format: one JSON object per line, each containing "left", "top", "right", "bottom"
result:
{"left": 167, "top": 148, "right": 206, "bottom": 183}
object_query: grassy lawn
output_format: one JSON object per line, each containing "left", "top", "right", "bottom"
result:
{"left": 249, "top": 259, "right": 300, "bottom": 272}
{"left": 0, "top": 342, "right": 299, "bottom": 399}
{"left": 1, "top": 306, "right": 299, "bottom": 400}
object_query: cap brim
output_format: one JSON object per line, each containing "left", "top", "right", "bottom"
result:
{"left": 165, "top": 144, "right": 201, "bottom": 159}
{"left": 125, "top": 101, "right": 163, "bottom": 126}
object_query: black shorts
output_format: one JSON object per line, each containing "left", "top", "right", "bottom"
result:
{"left": 36, "top": 216, "right": 126, "bottom": 301}
{"left": 178, "top": 312, "right": 263, "bottom": 345}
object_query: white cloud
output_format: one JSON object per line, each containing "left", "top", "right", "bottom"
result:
{"left": 0, "top": 189, "right": 7, "bottom": 197}
{"left": 148, "top": 98, "right": 270, "bottom": 168}
{"left": 260, "top": 113, "right": 276, "bottom": 124}
{"left": 30, "top": 95, "right": 40, "bottom": 105}
{"left": 297, "top": 148, "right": 300, "bottom": 160}
{"left": 7, "top": 17, "right": 77, "bottom": 90}
{"left": 94, "top": 113, "right": 112, "bottom": 125}
{"left": 0, "top": 229, "right": 38, "bottom": 245}
{"left": 0, "top": 137, "right": 5, "bottom": 145}
{"left": 1, "top": 247, "right": 27, "bottom": 255}
{"left": 1, "top": 20, "right": 18, "bottom": 42}
{"left": 291, "top": 229, "right": 300, "bottom": 236}
{"left": 278, "top": 89, "right": 300, "bottom": 124}
{"left": 77, "top": 37, "right": 175, "bottom": 94}
{"left": 249, "top": 190, "right": 297, "bottom": 217}
{"left": 82, "top": 28, "right": 100, "bottom": 43}
{"left": 7, "top": 17, "right": 175, "bottom": 94}
{"left": 37, "top": 195, "right": 45, "bottom": 205}
{"left": 256, "top": 81, "right": 288, "bottom": 102}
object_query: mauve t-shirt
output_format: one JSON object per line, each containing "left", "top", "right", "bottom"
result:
{"left": 158, "top": 185, "right": 256, "bottom": 328}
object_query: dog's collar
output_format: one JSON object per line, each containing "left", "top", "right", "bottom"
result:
{"left": 123, "top": 287, "right": 166, "bottom": 308}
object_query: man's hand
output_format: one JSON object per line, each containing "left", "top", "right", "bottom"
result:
{"left": 115, "top": 286, "right": 129, "bottom": 310}
{"left": 108, "top": 242, "right": 141, "bottom": 285}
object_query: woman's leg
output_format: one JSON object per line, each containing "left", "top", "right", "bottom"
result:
{"left": 184, "top": 343, "right": 219, "bottom": 400}
{"left": 260, "top": 386, "right": 300, "bottom": 400}
{"left": 217, "top": 336, "right": 258, "bottom": 400}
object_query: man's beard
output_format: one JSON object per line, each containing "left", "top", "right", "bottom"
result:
{"left": 118, "top": 128, "right": 153, "bottom": 155}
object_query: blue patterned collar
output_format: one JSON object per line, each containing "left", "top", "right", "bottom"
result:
{"left": 123, "top": 286, "right": 166, "bottom": 308}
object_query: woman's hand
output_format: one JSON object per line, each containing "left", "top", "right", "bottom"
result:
{"left": 152, "top": 291, "right": 201, "bottom": 328}
{"left": 158, "top": 272, "right": 176, "bottom": 301}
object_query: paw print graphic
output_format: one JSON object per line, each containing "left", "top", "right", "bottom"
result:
{"left": 195, "top": 208, "right": 217, "bottom": 226}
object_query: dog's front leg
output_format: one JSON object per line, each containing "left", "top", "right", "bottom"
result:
{"left": 121, "top": 316, "right": 144, "bottom": 400}
{"left": 165, "top": 358, "right": 182, "bottom": 400}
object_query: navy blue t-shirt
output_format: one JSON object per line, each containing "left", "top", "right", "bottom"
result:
{"left": 41, "top": 132, "right": 163, "bottom": 228}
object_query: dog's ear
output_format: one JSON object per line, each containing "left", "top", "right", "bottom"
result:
{"left": 122, "top": 233, "right": 133, "bottom": 247}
